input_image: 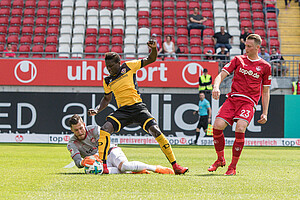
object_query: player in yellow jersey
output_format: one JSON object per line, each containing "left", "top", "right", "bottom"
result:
{"left": 88, "top": 40, "right": 188, "bottom": 175}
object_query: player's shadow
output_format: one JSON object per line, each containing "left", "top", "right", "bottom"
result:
{"left": 57, "top": 172, "right": 85, "bottom": 175}
{"left": 195, "top": 173, "right": 224, "bottom": 177}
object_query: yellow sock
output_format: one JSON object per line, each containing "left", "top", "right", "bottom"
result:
{"left": 98, "top": 130, "right": 111, "bottom": 161}
{"left": 155, "top": 134, "right": 176, "bottom": 164}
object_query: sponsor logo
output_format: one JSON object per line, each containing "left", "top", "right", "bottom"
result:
{"left": 182, "top": 63, "right": 203, "bottom": 85}
{"left": 14, "top": 61, "right": 37, "bottom": 83}
{"left": 268, "top": 75, "right": 272, "bottom": 80}
{"left": 256, "top": 66, "right": 261, "bottom": 71}
{"left": 91, "top": 138, "right": 96, "bottom": 143}
{"left": 121, "top": 68, "right": 126, "bottom": 74}
{"left": 49, "top": 135, "right": 71, "bottom": 143}
{"left": 15, "top": 135, "right": 24, "bottom": 142}
{"left": 239, "top": 67, "right": 259, "bottom": 78}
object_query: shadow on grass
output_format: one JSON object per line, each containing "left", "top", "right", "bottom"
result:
{"left": 194, "top": 173, "right": 225, "bottom": 177}
{"left": 57, "top": 172, "right": 85, "bottom": 175}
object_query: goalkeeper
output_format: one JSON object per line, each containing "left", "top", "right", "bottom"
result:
{"left": 67, "top": 114, "right": 174, "bottom": 174}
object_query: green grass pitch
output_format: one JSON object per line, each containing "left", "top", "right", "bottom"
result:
{"left": 0, "top": 143, "right": 299, "bottom": 199}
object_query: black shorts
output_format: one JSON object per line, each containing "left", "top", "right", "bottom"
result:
{"left": 106, "top": 102, "right": 157, "bottom": 133}
{"left": 197, "top": 115, "right": 208, "bottom": 130}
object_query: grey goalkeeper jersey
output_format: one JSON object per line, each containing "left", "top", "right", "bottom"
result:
{"left": 67, "top": 125, "right": 100, "bottom": 168}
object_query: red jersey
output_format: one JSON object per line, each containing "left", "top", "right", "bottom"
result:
{"left": 3, "top": 50, "right": 16, "bottom": 57}
{"left": 222, "top": 55, "right": 272, "bottom": 106}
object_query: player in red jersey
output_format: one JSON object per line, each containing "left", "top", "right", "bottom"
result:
{"left": 208, "top": 34, "right": 272, "bottom": 175}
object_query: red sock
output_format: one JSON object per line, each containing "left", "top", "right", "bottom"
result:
{"left": 213, "top": 128, "right": 225, "bottom": 161}
{"left": 230, "top": 132, "right": 245, "bottom": 169}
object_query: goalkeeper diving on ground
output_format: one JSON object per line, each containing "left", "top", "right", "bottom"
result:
{"left": 67, "top": 114, "right": 174, "bottom": 174}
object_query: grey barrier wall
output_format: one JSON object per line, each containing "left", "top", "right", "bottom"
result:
{"left": 0, "top": 92, "right": 284, "bottom": 138}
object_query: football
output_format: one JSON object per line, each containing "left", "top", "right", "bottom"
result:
{"left": 83, "top": 155, "right": 103, "bottom": 175}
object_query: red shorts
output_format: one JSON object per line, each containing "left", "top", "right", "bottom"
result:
{"left": 216, "top": 96, "right": 255, "bottom": 126}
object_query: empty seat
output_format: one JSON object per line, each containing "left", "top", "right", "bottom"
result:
{"left": 177, "top": 37, "right": 188, "bottom": 46}
{"left": 22, "top": 26, "right": 33, "bottom": 35}
{"left": 88, "top": 1, "right": 98, "bottom": 9}
{"left": 164, "top": 10, "right": 174, "bottom": 18}
{"left": 203, "top": 19, "right": 214, "bottom": 28}
{"left": 189, "top": 2, "right": 200, "bottom": 10}
{"left": 164, "top": 27, "right": 175, "bottom": 37}
{"left": 150, "top": 27, "right": 162, "bottom": 36}
{"left": 33, "top": 35, "right": 45, "bottom": 44}
{"left": 151, "top": 1, "right": 162, "bottom": 10}
{"left": 254, "top": 29, "right": 266, "bottom": 38}
{"left": 151, "top": 18, "right": 162, "bottom": 27}
{"left": 176, "top": 10, "right": 187, "bottom": 19}
{"left": 0, "top": 26, "right": 7, "bottom": 35}
{"left": 0, "top": 16, "right": 8, "bottom": 26}
{"left": 164, "top": 18, "right": 175, "bottom": 27}
{"left": 164, "top": 1, "right": 175, "bottom": 9}
{"left": 11, "top": 8, "right": 22, "bottom": 17}
{"left": 112, "top": 28, "right": 123, "bottom": 36}
{"left": 36, "top": 17, "right": 47, "bottom": 26}
{"left": 138, "top": 18, "right": 149, "bottom": 28}
{"left": 151, "top": 10, "right": 162, "bottom": 18}
{"left": 32, "top": 45, "right": 44, "bottom": 58}
{"left": 23, "top": 17, "right": 34, "bottom": 26}
{"left": 45, "top": 45, "right": 57, "bottom": 58}
{"left": 20, "top": 35, "right": 32, "bottom": 44}
{"left": 37, "top": 8, "right": 48, "bottom": 17}
{"left": 19, "top": 44, "right": 30, "bottom": 58}
{"left": 113, "top": 0, "right": 124, "bottom": 9}
{"left": 85, "top": 45, "right": 96, "bottom": 58}
{"left": 100, "top": 0, "right": 111, "bottom": 9}
{"left": 203, "top": 38, "right": 214, "bottom": 47}
{"left": 190, "top": 29, "right": 202, "bottom": 38}
{"left": 86, "top": 28, "right": 97, "bottom": 36}
{"left": 190, "top": 46, "right": 202, "bottom": 60}
{"left": 240, "top": 20, "right": 252, "bottom": 29}
{"left": 253, "top": 20, "right": 265, "bottom": 29}
{"left": 239, "top": 3, "right": 250, "bottom": 11}
{"left": 267, "top": 20, "right": 278, "bottom": 29}
{"left": 35, "top": 26, "right": 46, "bottom": 35}
{"left": 98, "top": 36, "right": 110, "bottom": 45}
{"left": 176, "top": 1, "right": 187, "bottom": 10}
{"left": 98, "top": 45, "right": 109, "bottom": 58}
{"left": 111, "top": 36, "right": 123, "bottom": 45}
{"left": 268, "top": 29, "right": 278, "bottom": 38}
{"left": 10, "top": 17, "right": 21, "bottom": 26}
{"left": 37, "top": 0, "right": 48, "bottom": 8}
{"left": 202, "top": 2, "right": 213, "bottom": 10}
{"left": 138, "top": 11, "right": 149, "bottom": 18}
{"left": 8, "top": 26, "right": 20, "bottom": 35}
{"left": 111, "top": 45, "right": 122, "bottom": 54}
{"left": 266, "top": 12, "right": 276, "bottom": 20}
{"left": 24, "top": 8, "right": 35, "bottom": 17}
{"left": 49, "top": 8, "right": 60, "bottom": 18}
{"left": 239, "top": 11, "right": 251, "bottom": 20}
{"left": 269, "top": 39, "right": 280, "bottom": 48}
{"left": 203, "top": 28, "right": 215, "bottom": 37}
{"left": 0, "top": 8, "right": 10, "bottom": 17}
{"left": 12, "top": 0, "right": 23, "bottom": 8}
{"left": 202, "top": 10, "right": 213, "bottom": 19}
{"left": 176, "top": 19, "right": 187, "bottom": 28}
{"left": 253, "top": 11, "right": 264, "bottom": 20}
{"left": 50, "top": 0, "right": 61, "bottom": 8}
{"left": 99, "top": 28, "right": 110, "bottom": 36}
{"left": 251, "top": 2, "right": 263, "bottom": 11}
{"left": 47, "top": 26, "right": 59, "bottom": 35}
{"left": 46, "top": 36, "right": 57, "bottom": 45}
{"left": 190, "top": 37, "right": 202, "bottom": 46}
{"left": 0, "top": 0, "right": 11, "bottom": 8}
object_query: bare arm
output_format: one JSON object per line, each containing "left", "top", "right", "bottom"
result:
{"left": 88, "top": 93, "right": 112, "bottom": 116}
{"left": 143, "top": 40, "right": 157, "bottom": 67}
{"left": 257, "top": 86, "right": 270, "bottom": 124}
{"left": 212, "top": 71, "right": 228, "bottom": 100}
{"left": 208, "top": 107, "right": 212, "bottom": 124}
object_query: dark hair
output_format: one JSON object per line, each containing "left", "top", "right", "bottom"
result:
{"left": 199, "top": 91, "right": 205, "bottom": 94}
{"left": 7, "top": 43, "right": 12, "bottom": 46}
{"left": 246, "top": 34, "right": 262, "bottom": 46}
{"left": 166, "top": 35, "right": 172, "bottom": 40}
{"left": 203, "top": 68, "right": 208, "bottom": 73}
{"left": 193, "top": 7, "right": 199, "bottom": 10}
{"left": 105, "top": 52, "right": 121, "bottom": 63}
{"left": 68, "top": 114, "right": 83, "bottom": 127}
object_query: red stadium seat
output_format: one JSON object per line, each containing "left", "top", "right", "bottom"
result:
{"left": 164, "top": 10, "right": 175, "bottom": 18}
{"left": 7, "top": 35, "right": 19, "bottom": 44}
{"left": 100, "top": 0, "right": 111, "bottom": 9}
{"left": 164, "top": 1, "right": 175, "bottom": 9}
{"left": 0, "top": 16, "right": 8, "bottom": 26}
{"left": 202, "top": 10, "right": 213, "bottom": 19}
{"left": 151, "top": 27, "right": 162, "bottom": 36}
{"left": 20, "top": 35, "right": 32, "bottom": 44}
{"left": 113, "top": 0, "right": 124, "bottom": 9}
{"left": 191, "top": 46, "right": 202, "bottom": 60}
{"left": 190, "top": 29, "right": 202, "bottom": 38}
{"left": 177, "top": 36, "right": 188, "bottom": 46}
{"left": 33, "top": 35, "right": 45, "bottom": 44}
{"left": 32, "top": 44, "right": 44, "bottom": 58}
{"left": 251, "top": 2, "right": 263, "bottom": 11}
{"left": 267, "top": 20, "right": 278, "bottom": 29}
{"left": 177, "top": 1, "right": 187, "bottom": 10}
{"left": 151, "top": 18, "right": 162, "bottom": 27}
{"left": 99, "top": 28, "right": 110, "bottom": 36}
{"left": 239, "top": 3, "right": 250, "bottom": 11}
{"left": 261, "top": 38, "right": 266, "bottom": 47}
{"left": 111, "top": 45, "right": 122, "bottom": 54}
{"left": 49, "top": 8, "right": 60, "bottom": 18}
{"left": 176, "top": 10, "right": 187, "bottom": 19}
{"left": 36, "top": 17, "right": 47, "bottom": 26}
{"left": 24, "top": 8, "right": 35, "bottom": 17}
{"left": 98, "top": 45, "right": 109, "bottom": 58}
{"left": 176, "top": 19, "right": 187, "bottom": 28}
{"left": 253, "top": 20, "right": 265, "bottom": 29}
{"left": 0, "top": 26, "right": 7, "bottom": 35}
{"left": 203, "top": 28, "right": 214, "bottom": 37}
{"left": 203, "top": 38, "right": 214, "bottom": 47}
{"left": 268, "top": 29, "right": 278, "bottom": 38}
{"left": 8, "top": 26, "right": 20, "bottom": 35}
{"left": 254, "top": 29, "right": 266, "bottom": 38}
{"left": 37, "top": 0, "right": 48, "bottom": 8}
{"left": 23, "top": 17, "right": 34, "bottom": 26}
{"left": 12, "top": 0, "right": 23, "bottom": 8}
{"left": 11, "top": 8, "right": 22, "bottom": 17}
{"left": 203, "top": 47, "right": 215, "bottom": 54}
{"left": 112, "top": 28, "right": 123, "bottom": 36}
{"left": 22, "top": 26, "right": 33, "bottom": 35}
{"left": 201, "top": 2, "right": 213, "bottom": 10}
{"left": 138, "top": 18, "right": 149, "bottom": 28}
{"left": 47, "top": 26, "right": 59, "bottom": 36}
{"left": 86, "top": 28, "right": 98, "bottom": 36}
{"left": 85, "top": 45, "right": 96, "bottom": 58}
{"left": 48, "top": 17, "right": 59, "bottom": 26}
{"left": 88, "top": 1, "right": 99, "bottom": 9}
{"left": 0, "top": 44, "right": 3, "bottom": 52}
{"left": 0, "top": 35, "right": 6, "bottom": 44}
{"left": 10, "top": 17, "right": 21, "bottom": 26}
{"left": 151, "top": 10, "right": 162, "bottom": 18}
{"left": 266, "top": 12, "right": 276, "bottom": 20}
{"left": 151, "top": 1, "right": 162, "bottom": 10}
{"left": 37, "top": 8, "right": 48, "bottom": 17}
{"left": 35, "top": 26, "right": 46, "bottom": 35}
{"left": 25, "top": 0, "right": 36, "bottom": 8}
{"left": 241, "top": 20, "right": 252, "bottom": 29}
{"left": 85, "top": 36, "right": 97, "bottom": 45}
{"left": 239, "top": 11, "right": 251, "bottom": 20}
{"left": 0, "top": 0, "right": 11, "bottom": 8}
{"left": 45, "top": 45, "right": 57, "bottom": 58}
{"left": 269, "top": 39, "right": 280, "bottom": 48}
{"left": 164, "top": 18, "right": 175, "bottom": 27}
{"left": 190, "top": 37, "right": 202, "bottom": 46}
{"left": 46, "top": 35, "right": 57, "bottom": 45}
{"left": 111, "top": 36, "right": 123, "bottom": 45}
{"left": 203, "top": 19, "right": 214, "bottom": 28}
{"left": 138, "top": 11, "right": 149, "bottom": 18}
{"left": 98, "top": 36, "right": 110, "bottom": 45}
{"left": 50, "top": 0, "right": 61, "bottom": 9}
{"left": 0, "top": 8, "right": 10, "bottom": 17}
{"left": 252, "top": 11, "right": 264, "bottom": 20}
{"left": 19, "top": 44, "right": 30, "bottom": 58}
{"left": 189, "top": 2, "right": 200, "bottom": 10}
{"left": 177, "top": 28, "right": 188, "bottom": 37}
{"left": 177, "top": 46, "right": 189, "bottom": 60}
{"left": 164, "top": 27, "right": 175, "bottom": 37}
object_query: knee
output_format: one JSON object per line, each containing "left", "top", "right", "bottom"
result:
{"left": 148, "top": 125, "right": 162, "bottom": 138}
{"left": 102, "top": 122, "right": 114, "bottom": 134}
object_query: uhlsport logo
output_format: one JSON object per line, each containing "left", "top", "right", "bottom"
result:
{"left": 14, "top": 61, "right": 37, "bottom": 83}
{"left": 239, "top": 67, "right": 259, "bottom": 78}
{"left": 182, "top": 63, "right": 204, "bottom": 85}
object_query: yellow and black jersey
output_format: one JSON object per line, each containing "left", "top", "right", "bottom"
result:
{"left": 103, "top": 59, "right": 144, "bottom": 108}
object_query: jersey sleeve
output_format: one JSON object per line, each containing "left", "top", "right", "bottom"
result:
{"left": 222, "top": 56, "right": 238, "bottom": 75}
{"left": 262, "top": 63, "right": 272, "bottom": 86}
{"left": 103, "top": 78, "right": 112, "bottom": 94}
{"left": 125, "top": 60, "right": 142, "bottom": 73}
{"left": 90, "top": 125, "right": 100, "bottom": 141}
{"left": 206, "top": 100, "right": 211, "bottom": 108}
{"left": 67, "top": 141, "right": 83, "bottom": 168}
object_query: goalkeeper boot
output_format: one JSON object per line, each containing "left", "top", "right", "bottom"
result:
{"left": 102, "top": 163, "right": 109, "bottom": 174}
{"left": 172, "top": 163, "right": 189, "bottom": 175}
{"left": 224, "top": 167, "right": 236, "bottom": 176}
{"left": 155, "top": 166, "right": 174, "bottom": 174}
{"left": 132, "top": 169, "right": 150, "bottom": 174}
{"left": 208, "top": 159, "right": 226, "bottom": 172}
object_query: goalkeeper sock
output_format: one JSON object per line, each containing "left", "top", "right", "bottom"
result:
{"left": 213, "top": 128, "right": 225, "bottom": 160}
{"left": 155, "top": 134, "right": 176, "bottom": 164}
{"left": 98, "top": 130, "right": 111, "bottom": 161}
{"left": 230, "top": 132, "right": 245, "bottom": 169}
{"left": 121, "top": 161, "right": 156, "bottom": 172}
